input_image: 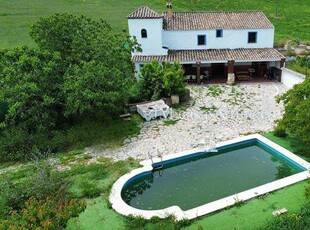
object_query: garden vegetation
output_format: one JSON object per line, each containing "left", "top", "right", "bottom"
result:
{"left": 276, "top": 65, "right": 310, "bottom": 152}
{"left": 139, "top": 59, "right": 187, "bottom": 100}
{"left": 0, "top": 13, "right": 140, "bottom": 162}
{"left": 287, "top": 56, "right": 310, "bottom": 76}
{"left": 0, "top": 6, "right": 309, "bottom": 230}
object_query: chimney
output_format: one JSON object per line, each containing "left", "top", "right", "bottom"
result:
{"left": 166, "top": 2, "right": 173, "bottom": 18}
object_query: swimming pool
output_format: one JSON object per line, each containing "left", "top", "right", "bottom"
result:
{"left": 110, "top": 134, "right": 310, "bottom": 220}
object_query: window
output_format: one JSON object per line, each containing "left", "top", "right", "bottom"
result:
{"left": 197, "top": 35, "right": 206, "bottom": 45}
{"left": 141, "top": 29, "right": 147, "bottom": 38}
{"left": 248, "top": 32, "right": 257, "bottom": 43}
{"left": 216, "top": 29, "right": 223, "bottom": 38}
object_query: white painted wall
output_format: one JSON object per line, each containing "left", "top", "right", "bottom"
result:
{"left": 281, "top": 67, "right": 305, "bottom": 88}
{"left": 162, "top": 28, "right": 274, "bottom": 49}
{"left": 134, "top": 62, "right": 145, "bottom": 79}
{"left": 128, "top": 18, "right": 167, "bottom": 55}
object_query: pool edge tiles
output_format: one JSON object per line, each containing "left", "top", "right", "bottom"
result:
{"left": 109, "top": 134, "right": 310, "bottom": 220}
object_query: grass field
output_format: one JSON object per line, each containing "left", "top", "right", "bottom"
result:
{"left": 0, "top": 0, "right": 309, "bottom": 48}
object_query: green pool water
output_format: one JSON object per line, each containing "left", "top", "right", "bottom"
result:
{"left": 121, "top": 141, "right": 304, "bottom": 211}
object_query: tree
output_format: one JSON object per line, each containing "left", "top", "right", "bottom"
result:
{"left": 277, "top": 76, "right": 310, "bottom": 143}
{"left": 163, "top": 61, "right": 187, "bottom": 97}
{"left": 139, "top": 59, "right": 164, "bottom": 100}
{"left": 63, "top": 61, "right": 134, "bottom": 117}
{"left": 0, "top": 47, "right": 64, "bottom": 160}
{"left": 139, "top": 60, "right": 186, "bottom": 100}
{"left": 0, "top": 47, "right": 63, "bottom": 130}
{"left": 0, "top": 14, "right": 139, "bottom": 161}
{"left": 30, "top": 13, "right": 138, "bottom": 118}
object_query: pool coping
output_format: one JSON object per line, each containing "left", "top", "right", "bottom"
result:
{"left": 109, "top": 134, "right": 310, "bottom": 220}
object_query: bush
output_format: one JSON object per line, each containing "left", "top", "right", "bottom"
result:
{"left": 261, "top": 183, "right": 310, "bottom": 230}
{"left": 0, "top": 126, "right": 31, "bottom": 162}
{"left": 139, "top": 60, "right": 187, "bottom": 100}
{"left": 0, "top": 159, "right": 67, "bottom": 219}
{"left": 128, "top": 82, "right": 144, "bottom": 103}
{"left": 174, "top": 218, "right": 193, "bottom": 229}
{"left": 291, "top": 140, "right": 310, "bottom": 156}
{"left": 261, "top": 202, "right": 310, "bottom": 230}
{"left": 0, "top": 125, "right": 69, "bottom": 162}
{"left": 305, "top": 180, "right": 310, "bottom": 199}
{"left": 0, "top": 102, "right": 7, "bottom": 122}
{"left": 0, "top": 197, "right": 86, "bottom": 230}
{"left": 162, "top": 61, "right": 187, "bottom": 97}
{"left": 125, "top": 215, "right": 174, "bottom": 230}
{"left": 273, "top": 125, "right": 287, "bottom": 137}
{"left": 287, "top": 56, "right": 310, "bottom": 75}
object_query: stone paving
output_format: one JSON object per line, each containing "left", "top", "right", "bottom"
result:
{"left": 86, "top": 82, "right": 288, "bottom": 161}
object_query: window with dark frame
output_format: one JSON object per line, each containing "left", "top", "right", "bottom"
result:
{"left": 197, "top": 35, "right": 206, "bottom": 45}
{"left": 216, "top": 29, "right": 223, "bottom": 38}
{"left": 248, "top": 32, "right": 257, "bottom": 43}
{"left": 141, "top": 29, "right": 147, "bottom": 38}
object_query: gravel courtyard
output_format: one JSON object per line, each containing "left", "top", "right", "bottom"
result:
{"left": 86, "top": 82, "right": 288, "bottom": 160}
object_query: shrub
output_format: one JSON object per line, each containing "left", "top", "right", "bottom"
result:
{"left": 304, "top": 179, "right": 310, "bottom": 199}
{"left": 287, "top": 56, "right": 310, "bottom": 75}
{"left": 139, "top": 60, "right": 187, "bottom": 100}
{"left": 291, "top": 140, "right": 310, "bottom": 156}
{"left": 162, "top": 61, "right": 187, "bottom": 97}
{"left": 125, "top": 215, "right": 175, "bottom": 230}
{"left": 261, "top": 203, "right": 310, "bottom": 230}
{"left": 273, "top": 125, "right": 287, "bottom": 137}
{"left": 128, "top": 82, "right": 144, "bottom": 103}
{"left": 0, "top": 102, "right": 7, "bottom": 122}
{"left": 0, "top": 125, "right": 69, "bottom": 162}
{"left": 0, "top": 197, "right": 86, "bottom": 230}
{"left": 0, "top": 125, "right": 33, "bottom": 162}
{"left": 174, "top": 218, "right": 193, "bottom": 229}
{"left": 0, "top": 159, "right": 67, "bottom": 219}
{"left": 139, "top": 59, "right": 164, "bottom": 100}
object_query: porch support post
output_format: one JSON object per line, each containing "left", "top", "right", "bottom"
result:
{"left": 278, "top": 58, "right": 285, "bottom": 82}
{"left": 227, "top": 60, "right": 235, "bottom": 74}
{"left": 196, "top": 61, "right": 201, "bottom": 84}
{"left": 227, "top": 60, "right": 235, "bottom": 85}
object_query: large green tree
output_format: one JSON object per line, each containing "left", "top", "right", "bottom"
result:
{"left": 30, "top": 13, "right": 138, "bottom": 117}
{"left": 0, "top": 47, "right": 63, "bottom": 130}
{"left": 0, "top": 14, "right": 138, "bottom": 161}
{"left": 277, "top": 76, "right": 310, "bottom": 143}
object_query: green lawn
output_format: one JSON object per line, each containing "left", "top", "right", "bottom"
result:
{"left": 0, "top": 0, "right": 309, "bottom": 48}
{"left": 188, "top": 181, "right": 308, "bottom": 230}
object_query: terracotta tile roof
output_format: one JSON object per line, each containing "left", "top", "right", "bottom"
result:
{"left": 127, "top": 6, "right": 162, "bottom": 19}
{"left": 132, "top": 48, "right": 284, "bottom": 62}
{"left": 163, "top": 11, "right": 274, "bottom": 30}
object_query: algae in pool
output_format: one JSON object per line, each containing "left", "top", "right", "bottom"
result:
{"left": 121, "top": 142, "right": 304, "bottom": 211}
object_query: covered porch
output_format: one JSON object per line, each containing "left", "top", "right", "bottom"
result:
{"left": 132, "top": 48, "right": 285, "bottom": 84}
{"left": 183, "top": 60, "right": 285, "bottom": 84}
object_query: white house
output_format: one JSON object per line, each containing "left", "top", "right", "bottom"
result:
{"left": 127, "top": 4, "right": 285, "bottom": 83}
